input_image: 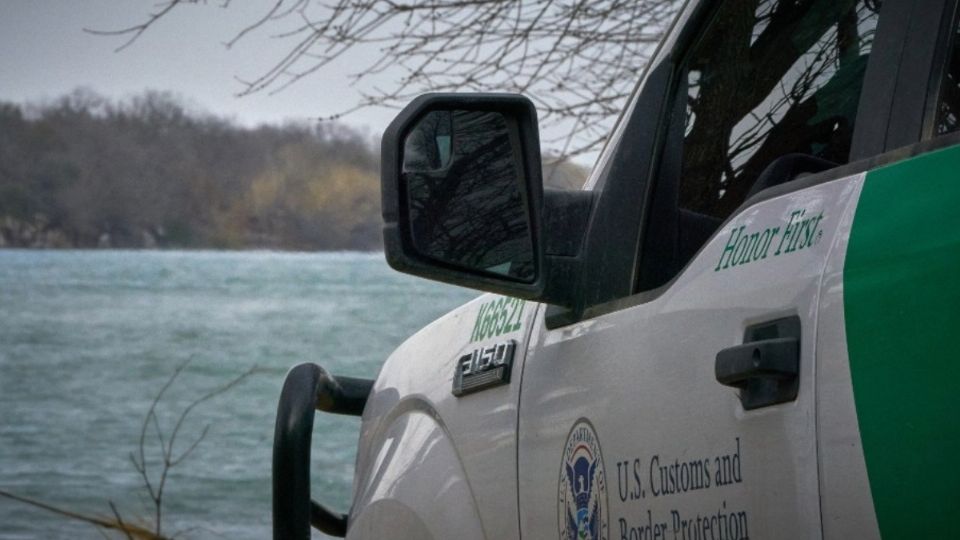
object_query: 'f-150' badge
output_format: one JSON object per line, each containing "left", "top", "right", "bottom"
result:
{"left": 452, "top": 340, "right": 516, "bottom": 397}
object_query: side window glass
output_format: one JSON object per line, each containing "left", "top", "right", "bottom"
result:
{"left": 636, "top": 0, "right": 883, "bottom": 291}
{"left": 935, "top": 11, "right": 960, "bottom": 135}
{"left": 678, "top": 0, "right": 881, "bottom": 220}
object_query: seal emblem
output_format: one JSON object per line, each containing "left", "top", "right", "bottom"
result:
{"left": 558, "top": 419, "right": 608, "bottom": 540}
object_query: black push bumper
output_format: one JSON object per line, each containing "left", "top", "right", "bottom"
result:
{"left": 273, "top": 363, "right": 373, "bottom": 539}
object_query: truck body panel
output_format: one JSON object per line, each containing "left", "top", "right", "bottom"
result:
{"left": 350, "top": 295, "right": 539, "bottom": 539}
{"left": 517, "top": 171, "right": 864, "bottom": 539}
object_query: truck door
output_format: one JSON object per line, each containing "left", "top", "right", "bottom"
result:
{"left": 517, "top": 1, "right": 885, "bottom": 538}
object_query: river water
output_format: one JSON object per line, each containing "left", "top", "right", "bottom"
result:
{"left": 0, "top": 250, "right": 476, "bottom": 539}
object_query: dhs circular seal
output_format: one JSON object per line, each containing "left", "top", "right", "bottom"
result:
{"left": 558, "top": 419, "right": 608, "bottom": 540}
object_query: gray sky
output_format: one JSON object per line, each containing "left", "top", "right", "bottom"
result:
{"left": 0, "top": 1, "right": 395, "bottom": 132}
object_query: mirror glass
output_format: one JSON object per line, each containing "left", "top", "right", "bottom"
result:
{"left": 402, "top": 109, "right": 535, "bottom": 282}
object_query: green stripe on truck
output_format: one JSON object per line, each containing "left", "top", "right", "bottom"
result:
{"left": 844, "top": 143, "right": 960, "bottom": 537}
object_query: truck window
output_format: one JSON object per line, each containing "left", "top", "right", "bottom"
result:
{"left": 640, "top": 0, "right": 882, "bottom": 290}
{"left": 935, "top": 9, "right": 960, "bottom": 135}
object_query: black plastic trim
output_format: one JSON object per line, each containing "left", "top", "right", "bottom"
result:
{"left": 884, "top": 0, "right": 953, "bottom": 150}
{"left": 543, "top": 189, "right": 593, "bottom": 257}
{"left": 545, "top": 60, "right": 675, "bottom": 325}
{"left": 850, "top": 0, "right": 909, "bottom": 160}
{"left": 922, "top": 0, "right": 960, "bottom": 140}
{"left": 716, "top": 316, "right": 801, "bottom": 410}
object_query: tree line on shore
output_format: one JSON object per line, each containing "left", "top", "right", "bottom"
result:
{"left": 0, "top": 89, "right": 382, "bottom": 250}
{"left": 0, "top": 89, "right": 586, "bottom": 251}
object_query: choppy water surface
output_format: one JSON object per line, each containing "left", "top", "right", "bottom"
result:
{"left": 0, "top": 250, "right": 476, "bottom": 539}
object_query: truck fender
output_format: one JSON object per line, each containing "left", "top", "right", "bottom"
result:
{"left": 348, "top": 399, "right": 486, "bottom": 540}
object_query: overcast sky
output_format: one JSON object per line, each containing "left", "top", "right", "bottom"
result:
{"left": 0, "top": 1, "right": 396, "bottom": 133}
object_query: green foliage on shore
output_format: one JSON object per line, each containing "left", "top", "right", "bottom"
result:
{"left": 0, "top": 89, "right": 382, "bottom": 250}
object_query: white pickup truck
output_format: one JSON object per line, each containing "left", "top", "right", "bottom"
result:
{"left": 272, "top": 0, "right": 960, "bottom": 538}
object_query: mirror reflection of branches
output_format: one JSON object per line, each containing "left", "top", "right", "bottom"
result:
{"left": 404, "top": 110, "right": 534, "bottom": 282}
{"left": 680, "top": 0, "right": 882, "bottom": 218}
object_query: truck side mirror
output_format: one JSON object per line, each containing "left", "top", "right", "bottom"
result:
{"left": 381, "top": 93, "right": 547, "bottom": 300}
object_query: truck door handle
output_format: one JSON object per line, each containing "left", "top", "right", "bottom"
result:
{"left": 715, "top": 337, "right": 799, "bottom": 410}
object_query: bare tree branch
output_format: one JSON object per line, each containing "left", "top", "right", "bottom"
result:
{"left": 109, "top": 501, "right": 137, "bottom": 540}
{"left": 84, "top": 0, "right": 190, "bottom": 52}
{"left": 91, "top": 0, "right": 682, "bottom": 158}
{"left": 142, "top": 362, "right": 262, "bottom": 536}
{"left": 0, "top": 360, "right": 262, "bottom": 539}
{"left": 0, "top": 489, "right": 163, "bottom": 539}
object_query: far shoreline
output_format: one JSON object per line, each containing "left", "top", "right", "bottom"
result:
{"left": 0, "top": 247, "right": 385, "bottom": 255}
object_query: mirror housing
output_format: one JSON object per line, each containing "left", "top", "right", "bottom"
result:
{"left": 381, "top": 93, "right": 549, "bottom": 300}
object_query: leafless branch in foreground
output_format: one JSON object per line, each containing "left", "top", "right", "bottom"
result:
{"left": 84, "top": 0, "right": 190, "bottom": 52}
{"left": 91, "top": 0, "right": 682, "bottom": 157}
{"left": 0, "top": 489, "right": 163, "bottom": 539}
{"left": 0, "top": 360, "right": 261, "bottom": 539}
{"left": 130, "top": 358, "right": 261, "bottom": 537}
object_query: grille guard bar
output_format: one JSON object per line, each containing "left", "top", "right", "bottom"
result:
{"left": 273, "top": 363, "right": 373, "bottom": 539}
